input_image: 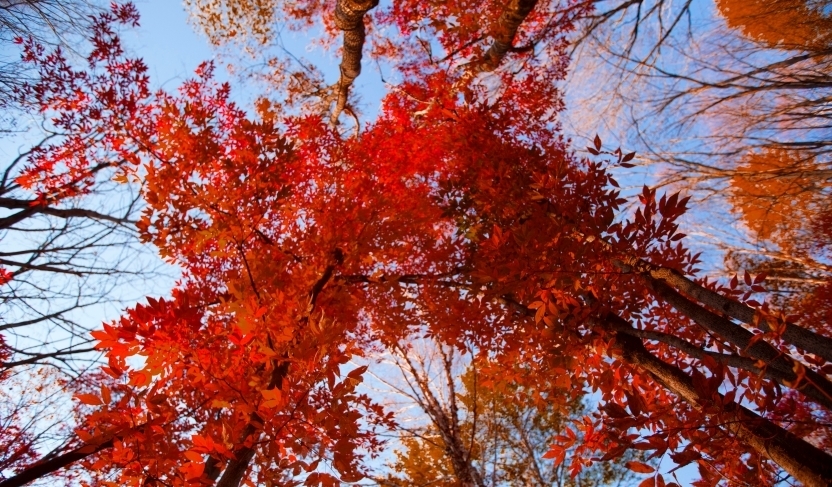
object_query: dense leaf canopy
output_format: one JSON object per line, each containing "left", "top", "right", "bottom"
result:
{"left": 1, "top": 2, "right": 832, "bottom": 487}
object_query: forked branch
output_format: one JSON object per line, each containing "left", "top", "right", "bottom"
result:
{"left": 471, "top": 0, "right": 539, "bottom": 74}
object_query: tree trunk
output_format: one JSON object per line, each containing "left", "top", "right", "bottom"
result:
{"left": 606, "top": 314, "right": 832, "bottom": 487}
{"left": 619, "top": 256, "right": 832, "bottom": 363}
{"left": 215, "top": 434, "right": 258, "bottom": 487}
{"left": 474, "top": 0, "right": 539, "bottom": 73}
{"left": 330, "top": 0, "right": 379, "bottom": 123}
{"left": 649, "top": 278, "right": 832, "bottom": 410}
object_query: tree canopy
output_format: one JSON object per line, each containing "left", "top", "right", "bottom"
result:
{"left": 1, "top": 2, "right": 832, "bottom": 487}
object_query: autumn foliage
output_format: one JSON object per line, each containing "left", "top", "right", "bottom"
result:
{"left": 716, "top": 0, "right": 832, "bottom": 51}
{"left": 2, "top": 2, "right": 832, "bottom": 487}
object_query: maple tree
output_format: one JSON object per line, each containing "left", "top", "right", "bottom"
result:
{"left": 567, "top": 0, "right": 832, "bottom": 156}
{"left": 1, "top": 2, "right": 832, "bottom": 487}
{"left": 184, "top": 0, "right": 580, "bottom": 126}
{"left": 715, "top": 0, "right": 832, "bottom": 296}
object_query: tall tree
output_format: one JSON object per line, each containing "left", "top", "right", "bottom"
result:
{"left": 562, "top": 0, "right": 831, "bottom": 296}
{"left": 183, "top": 0, "right": 585, "bottom": 127}
{"left": 566, "top": 0, "right": 831, "bottom": 166}
{"left": 726, "top": 148, "right": 831, "bottom": 288}
{"left": 0, "top": 5, "right": 165, "bottom": 482}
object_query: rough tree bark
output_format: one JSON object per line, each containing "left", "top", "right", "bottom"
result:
{"left": 619, "top": 254, "right": 832, "bottom": 363}
{"left": 474, "top": 0, "right": 539, "bottom": 73}
{"left": 329, "top": 0, "right": 379, "bottom": 124}
{"left": 647, "top": 278, "right": 832, "bottom": 410}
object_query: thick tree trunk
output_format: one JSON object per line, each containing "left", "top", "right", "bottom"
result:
{"left": 606, "top": 314, "right": 832, "bottom": 487}
{"left": 215, "top": 432, "right": 258, "bottom": 487}
{"left": 649, "top": 278, "right": 832, "bottom": 410}
{"left": 607, "top": 321, "right": 830, "bottom": 400}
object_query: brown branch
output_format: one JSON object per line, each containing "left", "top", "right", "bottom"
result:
{"left": 0, "top": 197, "right": 134, "bottom": 226}
{"left": 0, "top": 436, "right": 115, "bottom": 487}
{"left": 469, "top": 0, "right": 539, "bottom": 74}
{"left": 1, "top": 347, "right": 97, "bottom": 369}
{"left": 0, "top": 258, "right": 84, "bottom": 277}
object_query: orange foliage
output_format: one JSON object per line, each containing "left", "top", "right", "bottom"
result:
{"left": 716, "top": 0, "right": 832, "bottom": 50}
{"left": 729, "top": 148, "right": 825, "bottom": 245}
{"left": 383, "top": 360, "right": 637, "bottom": 486}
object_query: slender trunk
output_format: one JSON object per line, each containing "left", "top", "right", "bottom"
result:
{"left": 330, "top": 0, "right": 378, "bottom": 123}
{"left": 396, "top": 345, "right": 485, "bottom": 487}
{"left": 210, "top": 257, "right": 336, "bottom": 486}
{"left": 649, "top": 278, "right": 832, "bottom": 410}
{"left": 0, "top": 197, "right": 132, "bottom": 225}
{"left": 618, "top": 256, "right": 832, "bottom": 363}
{"left": 605, "top": 314, "right": 832, "bottom": 487}
{"left": 210, "top": 361, "right": 290, "bottom": 487}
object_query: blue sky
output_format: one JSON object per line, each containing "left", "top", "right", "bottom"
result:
{"left": 130, "top": 1, "right": 218, "bottom": 88}
{"left": 128, "top": 0, "right": 387, "bottom": 120}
